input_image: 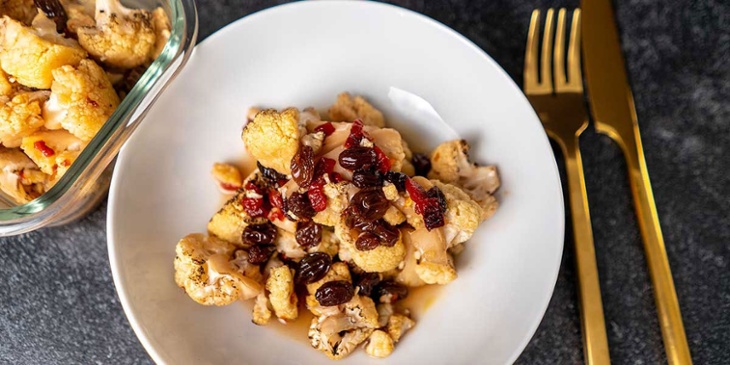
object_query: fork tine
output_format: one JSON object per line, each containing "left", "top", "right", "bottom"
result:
{"left": 523, "top": 10, "right": 541, "bottom": 92}
{"left": 553, "top": 9, "right": 567, "bottom": 91}
{"left": 540, "top": 8, "right": 555, "bottom": 91}
{"left": 567, "top": 9, "right": 582, "bottom": 89}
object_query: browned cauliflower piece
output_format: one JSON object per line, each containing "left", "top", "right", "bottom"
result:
{"left": 308, "top": 294, "right": 380, "bottom": 360}
{"left": 387, "top": 313, "right": 415, "bottom": 342}
{"left": 0, "top": 15, "right": 87, "bottom": 89}
{"left": 365, "top": 330, "right": 394, "bottom": 358}
{"left": 207, "top": 189, "right": 265, "bottom": 246}
{"left": 149, "top": 7, "right": 170, "bottom": 61}
{"left": 242, "top": 108, "right": 300, "bottom": 174}
{"left": 211, "top": 162, "right": 242, "bottom": 194}
{"left": 335, "top": 217, "right": 406, "bottom": 273}
{"left": 394, "top": 227, "right": 426, "bottom": 287}
{"left": 274, "top": 229, "right": 307, "bottom": 261}
{"left": 406, "top": 226, "right": 457, "bottom": 285}
{"left": 20, "top": 130, "right": 84, "bottom": 178}
{"left": 328, "top": 92, "right": 385, "bottom": 127}
{"left": 0, "top": 91, "right": 48, "bottom": 147}
{"left": 173, "top": 233, "right": 263, "bottom": 306}
{"left": 0, "top": 0, "right": 37, "bottom": 25}
{"left": 0, "top": 68, "right": 14, "bottom": 96}
{"left": 0, "top": 147, "right": 48, "bottom": 203}
{"left": 382, "top": 206, "right": 406, "bottom": 226}
{"left": 76, "top": 0, "right": 157, "bottom": 69}
{"left": 266, "top": 265, "right": 298, "bottom": 321}
{"left": 312, "top": 181, "right": 354, "bottom": 227}
{"left": 43, "top": 59, "right": 120, "bottom": 141}
{"left": 307, "top": 229, "right": 340, "bottom": 258}
{"left": 62, "top": 0, "right": 96, "bottom": 34}
{"left": 430, "top": 180, "right": 483, "bottom": 248}
{"left": 428, "top": 139, "right": 500, "bottom": 219}
{"left": 252, "top": 293, "right": 272, "bottom": 325}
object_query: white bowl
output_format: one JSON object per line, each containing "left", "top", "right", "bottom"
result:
{"left": 107, "top": 1, "right": 564, "bottom": 364}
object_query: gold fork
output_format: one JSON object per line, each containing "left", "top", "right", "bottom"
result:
{"left": 523, "top": 9, "right": 611, "bottom": 364}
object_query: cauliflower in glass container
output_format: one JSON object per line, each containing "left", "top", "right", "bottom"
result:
{"left": 0, "top": 0, "right": 171, "bottom": 205}
{"left": 172, "top": 93, "right": 501, "bottom": 359}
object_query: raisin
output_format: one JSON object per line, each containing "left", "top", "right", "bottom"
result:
{"left": 296, "top": 252, "right": 332, "bottom": 284}
{"left": 369, "top": 220, "right": 400, "bottom": 246}
{"left": 412, "top": 153, "right": 432, "bottom": 176}
{"left": 352, "top": 169, "right": 383, "bottom": 188}
{"left": 291, "top": 145, "right": 315, "bottom": 188}
{"left": 349, "top": 187, "right": 389, "bottom": 222}
{"left": 384, "top": 171, "right": 407, "bottom": 192}
{"left": 242, "top": 222, "right": 278, "bottom": 246}
{"left": 286, "top": 192, "right": 316, "bottom": 221}
{"left": 427, "top": 187, "right": 448, "bottom": 214}
{"left": 338, "top": 146, "right": 378, "bottom": 171}
{"left": 405, "top": 178, "right": 445, "bottom": 230}
{"left": 374, "top": 280, "right": 409, "bottom": 303}
{"left": 296, "top": 220, "right": 322, "bottom": 248}
{"left": 248, "top": 244, "right": 275, "bottom": 265}
{"left": 242, "top": 197, "right": 268, "bottom": 218}
{"left": 422, "top": 203, "right": 446, "bottom": 230}
{"left": 257, "top": 161, "right": 287, "bottom": 187}
{"left": 355, "top": 232, "right": 381, "bottom": 251}
{"left": 34, "top": 0, "right": 68, "bottom": 34}
{"left": 315, "top": 280, "right": 354, "bottom": 306}
{"left": 354, "top": 272, "right": 381, "bottom": 297}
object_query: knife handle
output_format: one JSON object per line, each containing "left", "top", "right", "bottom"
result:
{"left": 561, "top": 137, "right": 611, "bottom": 365}
{"left": 621, "top": 133, "right": 693, "bottom": 365}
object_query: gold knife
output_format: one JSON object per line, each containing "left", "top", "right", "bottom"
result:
{"left": 581, "top": 1, "right": 692, "bottom": 364}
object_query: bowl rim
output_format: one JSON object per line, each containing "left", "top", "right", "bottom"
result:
{"left": 107, "top": 1, "right": 565, "bottom": 364}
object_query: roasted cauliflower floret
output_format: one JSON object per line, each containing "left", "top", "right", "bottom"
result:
{"left": 242, "top": 108, "right": 300, "bottom": 174}
{"left": 0, "top": 16, "right": 87, "bottom": 89}
{"left": 20, "top": 130, "right": 84, "bottom": 177}
{"left": 211, "top": 162, "right": 242, "bottom": 194}
{"left": 266, "top": 265, "right": 298, "bottom": 321}
{"left": 365, "top": 330, "right": 394, "bottom": 358}
{"left": 406, "top": 227, "right": 457, "bottom": 285}
{"left": 0, "top": 68, "right": 14, "bottom": 96}
{"left": 63, "top": 0, "right": 96, "bottom": 34}
{"left": 252, "top": 293, "right": 272, "bottom": 325}
{"left": 308, "top": 229, "right": 340, "bottom": 258}
{"left": 275, "top": 229, "right": 306, "bottom": 261}
{"left": 428, "top": 139, "right": 500, "bottom": 219}
{"left": 335, "top": 218, "right": 406, "bottom": 273}
{"left": 0, "top": 0, "right": 37, "bottom": 25}
{"left": 430, "top": 180, "right": 482, "bottom": 247}
{"left": 0, "top": 92, "right": 48, "bottom": 147}
{"left": 308, "top": 295, "right": 380, "bottom": 360}
{"left": 76, "top": 0, "right": 156, "bottom": 68}
{"left": 43, "top": 59, "right": 120, "bottom": 141}
{"left": 394, "top": 228, "right": 426, "bottom": 287}
{"left": 328, "top": 92, "right": 385, "bottom": 128}
{"left": 0, "top": 147, "right": 48, "bottom": 203}
{"left": 312, "top": 181, "right": 352, "bottom": 227}
{"left": 149, "top": 7, "right": 170, "bottom": 61}
{"left": 207, "top": 189, "right": 265, "bottom": 245}
{"left": 387, "top": 313, "right": 415, "bottom": 342}
{"left": 173, "top": 233, "right": 263, "bottom": 306}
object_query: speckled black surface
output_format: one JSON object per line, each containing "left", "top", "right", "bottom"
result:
{"left": 0, "top": 0, "right": 727, "bottom": 364}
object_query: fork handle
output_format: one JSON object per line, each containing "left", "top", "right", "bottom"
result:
{"left": 561, "top": 136, "right": 612, "bottom": 365}
{"left": 620, "top": 133, "right": 693, "bottom": 365}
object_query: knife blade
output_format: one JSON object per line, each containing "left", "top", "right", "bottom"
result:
{"left": 581, "top": 1, "right": 693, "bottom": 364}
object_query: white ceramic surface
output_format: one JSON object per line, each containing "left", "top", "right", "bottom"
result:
{"left": 107, "top": 1, "right": 564, "bottom": 364}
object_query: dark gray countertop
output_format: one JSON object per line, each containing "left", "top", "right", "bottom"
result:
{"left": 1, "top": 0, "right": 727, "bottom": 364}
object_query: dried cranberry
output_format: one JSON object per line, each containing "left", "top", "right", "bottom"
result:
{"left": 405, "top": 179, "right": 445, "bottom": 230}
{"left": 242, "top": 197, "right": 268, "bottom": 218}
{"left": 338, "top": 146, "right": 378, "bottom": 171}
{"left": 248, "top": 244, "right": 275, "bottom": 265}
{"left": 296, "top": 220, "right": 322, "bottom": 248}
{"left": 314, "top": 157, "right": 336, "bottom": 177}
{"left": 344, "top": 120, "right": 366, "bottom": 148}
{"left": 286, "top": 192, "right": 316, "bottom": 221}
{"left": 412, "top": 153, "right": 432, "bottom": 176}
{"left": 384, "top": 171, "right": 407, "bottom": 192}
{"left": 349, "top": 187, "right": 389, "bottom": 222}
{"left": 315, "top": 280, "right": 354, "bottom": 306}
{"left": 242, "top": 222, "right": 277, "bottom": 246}
{"left": 355, "top": 232, "right": 381, "bottom": 251}
{"left": 314, "top": 122, "right": 335, "bottom": 136}
{"left": 296, "top": 252, "right": 331, "bottom": 284}
{"left": 354, "top": 272, "right": 381, "bottom": 297}
{"left": 369, "top": 220, "right": 400, "bottom": 246}
{"left": 33, "top": 141, "right": 55, "bottom": 157}
{"left": 374, "top": 280, "right": 409, "bottom": 303}
{"left": 245, "top": 180, "right": 265, "bottom": 195}
{"left": 352, "top": 169, "right": 383, "bottom": 188}
{"left": 34, "top": 0, "right": 68, "bottom": 34}
{"left": 373, "top": 146, "right": 391, "bottom": 173}
{"left": 257, "top": 161, "right": 287, "bottom": 187}
{"left": 268, "top": 189, "right": 284, "bottom": 209}
{"left": 307, "top": 180, "right": 328, "bottom": 212}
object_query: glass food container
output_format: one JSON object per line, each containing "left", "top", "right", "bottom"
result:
{"left": 0, "top": 0, "right": 198, "bottom": 236}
